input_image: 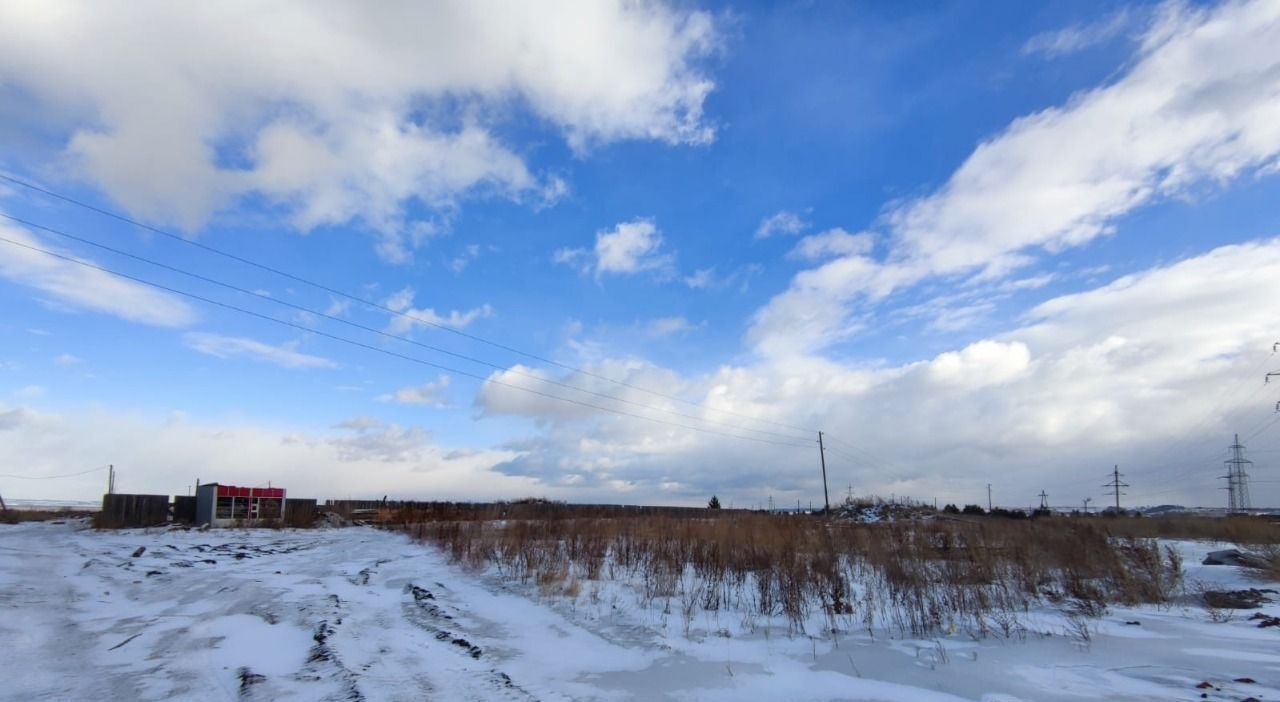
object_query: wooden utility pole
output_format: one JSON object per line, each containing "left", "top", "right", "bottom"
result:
{"left": 818, "top": 431, "right": 830, "bottom": 513}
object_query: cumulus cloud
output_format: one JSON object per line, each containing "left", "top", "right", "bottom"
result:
{"left": 383, "top": 288, "right": 494, "bottom": 335}
{"left": 7, "top": 240, "right": 1280, "bottom": 507}
{"left": 555, "top": 219, "right": 675, "bottom": 281}
{"left": 751, "top": 0, "right": 1280, "bottom": 356}
{"left": 379, "top": 375, "right": 452, "bottom": 407}
{"left": 787, "top": 228, "right": 874, "bottom": 261}
{"left": 472, "top": 239, "right": 1280, "bottom": 507}
{"left": 0, "top": 1, "right": 718, "bottom": 261}
{"left": 755, "top": 210, "right": 807, "bottom": 239}
{"left": 184, "top": 332, "right": 337, "bottom": 369}
{"left": 0, "top": 217, "right": 196, "bottom": 327}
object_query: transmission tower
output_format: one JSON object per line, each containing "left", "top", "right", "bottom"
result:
{"left": 1038, "top": 490, "right": 1048, "bottom": 509}
{"left": 1102, "top": 465, "right": 1128, "bottom": 513}
{"left": 1222, "top": 433, "right": 1253, "bottom": 512}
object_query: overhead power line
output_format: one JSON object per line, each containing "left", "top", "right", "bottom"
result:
{"left": 0, "top": 234, "right": 816, "bottom": 450}
{"left": 0, "top": 173, "right": 817, "bottom": 437}
{"left": 0, "top": 213, "right": 812, "bottom": 443}
{"left": 0, "top": 465, "right": 108, "bottom": 480}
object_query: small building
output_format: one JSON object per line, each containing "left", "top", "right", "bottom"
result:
{"left": 196, "top": 483, "right": 286, "bottom": 527}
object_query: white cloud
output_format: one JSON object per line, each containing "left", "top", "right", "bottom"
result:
{"left": 383, "top": 287, "right": 494, "bottom": 335}
{"left": 683, "top": 263, "right": 763, "bottom": 292}
{"left": 787, "top": 228, "right": 874, "bottom": 261}
{"left": 0, "top": 1, "right": 718, "bottom": 261}
{"left": 474, "top": 239, "right": 1280, "bottom": 507}
{"left": 927, "top": 340, "right": 1030, "bottom": 389}
{"left": 0, "top": 217, "right": 197, "bottom": 327}
{"left": 595, "top": 220, "right": 673, "bottom": 278}
{"left": 53, "top": 353, "right": 82, "bottom": 366}
{"left": 684, "top": 268, "right": 716, "bottom": 289}
{"left": 556, "top": 219, "right": 675, "bottom": 280}
{"left": 476, "top": 359, "right": 691, "bottom": 424}
{"left": 1021, "top": 8, "right": 1134, "bottom": 58}
{"left": 645, "top": 317, "right": 693, "bottom": 337}
{"left": 0, "top": 403, "right": 532, "bottom": 501}
{"left": 323, "top": 298, "right": 351, "bottom": 317}
{"left": 379, "top": 375, "right": 452, "bottom": 407}
{"left": 996, "top": 273, "right": 1056, "bottom": 293}
{"left": 6, "top": 240, "right": 1280, "bottom": 507}
{"left": 449, "top": 244, "right": 483, "bottom": 273}
{"left": 754, "top": 210, "right": 807, "bottom": 239}
{"left": 184, "top": 332, "right": 337, "bottom": 369}
{"left": 329, "top": 416, "right": 433, "bottom": 463}
{"left": 751, "top": 0, "right": 1280, "bottom": 356}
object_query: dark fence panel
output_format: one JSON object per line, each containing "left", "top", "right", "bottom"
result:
{"left": 284, "top": 498, "right": 317, "bottom": 527}
{"left": 98, "top": 494, "right": 170, "bottom": 528}
{"left": 172, "top": 495, "right": 196, "bottom": 524}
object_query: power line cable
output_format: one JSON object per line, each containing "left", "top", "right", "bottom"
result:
{"left": 0, "top": 465, "right": 108, "bottom": 480}
{"left": 1139, "top": 348, "right": 1279, "bottom": 473}
{"left": 0, "top": 213, "right": 813, "bottom": 443}
{"left": 821, "top": 435, "right": 911, "bottom": 473}
{"left": 0, "top": 234, "right": 816, "bottom": 450}
{"left": 0, "top": 173, "right": 817, "bottom": 436}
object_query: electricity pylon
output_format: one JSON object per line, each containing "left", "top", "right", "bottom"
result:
{"left": 1222, "top": 433, "right": 1253, "bottom": 512}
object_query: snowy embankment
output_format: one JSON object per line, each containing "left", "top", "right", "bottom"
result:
{"left": 0, "top": 521, "right": 1276, "bottom": 701}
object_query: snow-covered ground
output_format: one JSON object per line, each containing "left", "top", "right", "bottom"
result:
{"left": 1, "top": 521, "right": 1277, "bottom": 701}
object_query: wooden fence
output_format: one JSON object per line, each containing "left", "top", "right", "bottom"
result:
{"left": 98, "top": 494, "right": 170, "bottom": 528}
{"left": 284, "top": 498, "right": 317, "bottom": 527}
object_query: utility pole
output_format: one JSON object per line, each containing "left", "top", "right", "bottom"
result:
{"left": 1222, "top": 433, "right": 1253, "bottom": 512}
{"left": 107, "top": 464, "right": 115, "bottom": 495}
{"left": 817, "top": 431, "right": 830, "bottom": 513}
{"left": 987, "top": 483, "right": 992, "bottom": 512}
{"left": 1038, "top": 490, "right": 1049, "bottom": 509}
{"left": 1102, "top": 465, "right": 1128, "bottom": 513}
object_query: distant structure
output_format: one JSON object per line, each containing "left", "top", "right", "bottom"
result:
{"left": 1222, "top": 434, "right": 1252, "bottom": 512}
{"left": 1102, "top": 465, "right": 1128, "bottom": 512}
{"left": 196, "top": 483, "right": 286, "bottom": 527}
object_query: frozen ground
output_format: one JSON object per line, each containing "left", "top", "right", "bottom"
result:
{"left": 1, "top": 521, "right": 1277, "bottom": 701}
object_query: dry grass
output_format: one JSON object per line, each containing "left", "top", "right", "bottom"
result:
{"left": 396, "top": 511, "right": 1188, "bottom": 638}
{"left": 1096, "top": 515, "right": 1280, "bottom": 544}
{"left": 2, "top": 508, "right": 94, "bottom": 524}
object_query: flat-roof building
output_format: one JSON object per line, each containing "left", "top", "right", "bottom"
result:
{"left": 195, "top": 483, "right": 286, "bottom": 527}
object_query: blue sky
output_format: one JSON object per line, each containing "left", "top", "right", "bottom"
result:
{"left": 2, "top": 0, "right": 1280, "bottom": 508}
